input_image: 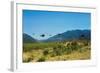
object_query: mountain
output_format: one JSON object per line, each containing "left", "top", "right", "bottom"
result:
{"left": 45, "top": 29, "right": 91, "bottom": 42}
{"left": 23, "top": 33, "right": 37, "bottom": 43}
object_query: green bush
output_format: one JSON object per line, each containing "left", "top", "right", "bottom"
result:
{"left": 43, "top": 50, "right": 49, "bottom": 55}
{"left": 37, "top": 56, "right": 46, "bottom": 62}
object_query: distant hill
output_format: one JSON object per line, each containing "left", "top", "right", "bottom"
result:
{"left": 45, "top": 29, "right": 91, "bottom": 42}
{"left": 23, "top": 33, "right": 37, "bottom": 43}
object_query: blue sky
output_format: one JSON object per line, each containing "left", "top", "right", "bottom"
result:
{"left": 23, "top": 10, "right": 91, "bottom": 40}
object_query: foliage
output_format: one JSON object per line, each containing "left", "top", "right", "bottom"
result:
{"left": 37, "top": 56, "right": 46, "bottom": 62}
{"left": 23, "top": 40, "right": 91, "bottom": 62}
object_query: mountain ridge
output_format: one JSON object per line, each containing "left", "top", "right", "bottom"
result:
{"left": 44, "top": 29, "right": 91, "bottom": 42}
{"left": 23, "top": 29, "right": 91, "bottom": 43}
{"left": 23, "top": 33, "right": 37, "bottom": 43}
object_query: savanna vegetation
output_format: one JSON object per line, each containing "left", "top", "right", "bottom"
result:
{"left": 23, "top": 40, "right": 91, "bottom": 63}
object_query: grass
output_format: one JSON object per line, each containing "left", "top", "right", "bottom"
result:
{"left": 23, "top": 40, "right": 91, "bottom": 63}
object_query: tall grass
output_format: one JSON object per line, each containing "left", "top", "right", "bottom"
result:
{"left": 23, "top": 40, "right": 91, "bottom": 62}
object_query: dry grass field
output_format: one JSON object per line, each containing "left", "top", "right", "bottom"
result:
{"left": 23, "top": 40, "right": 91, "bottom": 63}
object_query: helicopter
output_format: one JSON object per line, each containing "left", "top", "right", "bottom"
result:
{"left": 32, "top": 33, "right": 52, "bottom": 38}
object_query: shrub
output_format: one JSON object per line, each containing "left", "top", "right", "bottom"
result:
{"left": 43, "top": 50, "right": 49, "bottom": 55}
{"left": 37, "top": 56, "right": 46, "bottom": 62}
{"left": 53, "top": 46, "right": 62, "bottom": 56}
{"left": 23, "top": 55, "right": 33, "bottom": 62}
